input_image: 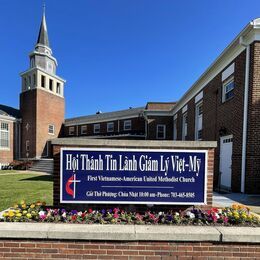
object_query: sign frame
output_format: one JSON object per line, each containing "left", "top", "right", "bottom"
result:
{"left": 60, "top": 147, "right": 208, "bottom": 205}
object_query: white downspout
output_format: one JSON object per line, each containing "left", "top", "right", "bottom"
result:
{"left": 240, "top": 38, "right": 250, "bottom": 193}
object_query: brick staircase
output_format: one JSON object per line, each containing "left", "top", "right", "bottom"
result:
{"left": 29, "top": 159, "right": 54, "bottom": 174}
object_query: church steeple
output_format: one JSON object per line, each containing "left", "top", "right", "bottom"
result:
{"left": 19, "top": 8, "right": 66, "bottom": 160}
{"left": 37, "top": 12, "right": 49, "bottom": 47}
{"left": 28, "top": 9, "right": 57, "bottom": 75}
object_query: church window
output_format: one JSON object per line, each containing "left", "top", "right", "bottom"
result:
{"left": 182, "top": 112, "right": 188, "bottom": 140}
{"left": 0, "top": 122, "right": 9, "bottom": 149}
{"left": 222, "top": 76, "right": 234, "bottom": 102}
{"left": 49, "top": 79, "right": 53, "bottom": 91}
{"left": 69, "top": 127, "right": 75, "bottom": 136}
{"left": 156, "top": 124, "right": 166, "bottom": 139}
{"left": 81, "top": 125, "right": 87, "bottom": 135}
{"left": 48, "top": 124, "right": 55, "bottom": 135}
{"left": 94, "top": 124, "right": 100, "bottom": 134}
{"left": 41, "top": 75, "right": 46, "bottom": 88}
{"left": 124, "top": 120, "right": 132, "bottom": 131}
{"left": 195, "top": 101, "right": 203, "bottom": 140}
{"left": 107, "top": 122, "right": 114, "bottom": 132}
{"left": 56, "top": 82, "right": 61, "bottom": 94}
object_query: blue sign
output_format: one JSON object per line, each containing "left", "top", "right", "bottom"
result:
{"left": 60, "top": 148, "right": 207, "bottom": 205}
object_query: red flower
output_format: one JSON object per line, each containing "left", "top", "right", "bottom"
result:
{"left": 88, "top": 208, "right": 93, "bottom": 213}
{"left": 211, "top": 208, "right": 218, "bottom": 213}
{"left": 71, "top": 215, "right": 77, "bottom": 221}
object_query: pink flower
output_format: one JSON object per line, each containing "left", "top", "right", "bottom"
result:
{"left": 113, "top": 213, "right": 119, "bottom": 218}
{"left": 224, "top": 217, "right": 228, "bottom": 223}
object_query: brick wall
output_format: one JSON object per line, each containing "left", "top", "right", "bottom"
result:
{"left": 36, "top": 89, "right": 64, "bottom": 157}
{"left": 64, "top": 117, "right": 145, "bottom": 138}
{"left": 174, "top": 50, "right": 247, "bottom": 192}
{"left": 246, "top": 41, "right": 260, "bottom": 193}
{"left": 52, "top": 143, "right": 214, "bottom": 210}
{"left": 0, "top": 239, "right": 259, "bottom": 259}
{"left": 147, "top": 116, "right": 173, "bottom": 140}
{"left": 20, "top": 88, "right": 64, "bottom": 158}
{"left": 20, "top": 90, "right": 37, "bottom": 158}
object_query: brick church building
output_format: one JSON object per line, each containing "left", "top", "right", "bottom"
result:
{"left": 1, "top": 13, "right": 260, "bottom": 194}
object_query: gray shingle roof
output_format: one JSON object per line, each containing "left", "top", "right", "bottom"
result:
{"left": 0, "top": 104, "right": 21, "bottom": 118}
{"left": 65, "top": 107, "right": 145, "bottom": 125}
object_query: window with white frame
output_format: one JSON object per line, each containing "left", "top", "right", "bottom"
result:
{"left": 124, "top": 120, "right": 132, "bottom": 131}
{"left": 69, "top": 126, "right": 75, "bottom": 136}
{"left": 107, "top": 122, "right": 114, "bottom": 132}
{"left": 156, "top": 125, "right": 166, "bottom": 139}
{"left": 173, "top": 119, "right": 177, "bottom": 140}
{"left": 222, "top": 76, "right": 234, "bottom": 102}
{"left": 182, "top": 113, "right": 188, "bottom": 140}
{"left": 48, "top": 124, "right": 55, "bottom": 135}
{"left": 94, "top": 124, "right": 100, "bottom": 134}
{"left": 195, "top": 102, "right": 203, "bottom": 140}
{"left": 81, "top": 125, "right": 87, "bottom": 135}
{"left": 0, "top": 122, "right": 9, "bottom": 149}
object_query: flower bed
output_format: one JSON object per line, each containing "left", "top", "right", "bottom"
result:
{"left": 1, "top": 201, "right": 259, "bottom": 226}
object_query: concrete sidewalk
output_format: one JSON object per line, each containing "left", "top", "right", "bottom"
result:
{"left": 213, "top": 192, "right": 260, "bottom": 214}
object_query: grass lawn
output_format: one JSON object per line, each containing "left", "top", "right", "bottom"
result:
{"left": 0, "top": 170, "right": 19, "bottom": 174}
{"left": 0, "top": 172, "right": 53, "bottom": 211}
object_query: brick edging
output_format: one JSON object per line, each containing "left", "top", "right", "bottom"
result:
{"left": 0, "top": 223, "right": 259, "bottom": 243}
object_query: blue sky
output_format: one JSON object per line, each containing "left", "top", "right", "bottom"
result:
{"left": 0, "top": 0, "right": 260, "bottom": 118}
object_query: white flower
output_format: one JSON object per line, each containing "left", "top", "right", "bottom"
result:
{"left": 186, "top": 211, "right": 191, "bottom": 217}
{"left": 215, "top": 213, "right": 220, "bottom": 219}
{"left": 62, "top": 212, "right": 66, "bottom": 218}
{"left": 158, "top": 212, "right": 163, "bottom": 216}
{"left": 39, "top": 211, "right": 45, "bottom": 217}
{"left": 77, "top": 211, "right": 82, "bottom": 217}
{"left": 189, "top": 213, "right": 195, "bottom": 219}
{"left": 175, "top": 212, "right": 180, "bottom": 216}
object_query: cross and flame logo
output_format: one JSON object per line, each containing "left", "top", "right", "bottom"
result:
{"left": 65, "top": 174, "right": 81, "bottom": 199}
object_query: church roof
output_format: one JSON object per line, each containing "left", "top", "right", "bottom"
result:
{"left": 65, "top": 107, "right": 145, "bottom": 125}
{"left": 0, "top": 104, "right": 21, "bottom": 118}
{"left": 37, "top": 13, "right": 49, "bottom": 47}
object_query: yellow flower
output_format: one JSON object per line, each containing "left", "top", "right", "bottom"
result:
{"left": 26, "top": 213, "right": 32, "bottom": 219}
{"left": 16, "top": 213, "right": 22, "bottom": 217}
{"left": 241, "top": 213, "right": 247, "bottom": 219}
{"left": 22, "top": 204, "right": 27, "bottom": 209}
{"left": 15, "top": 209, "right": 21, "bottom": 214}
{"left": 22, "top": 210, "right": 27, "bottom": 215}
{"left": 30, "top": 204, "right": 35, "bottom": 209}
{"left": 3, "top": 212, "right": 9, "bottom": 217}
{"left": 13, "top": 204, "right": 19, "bottom": 209}
{"left": 8, "top": 211, "right": 15, "bottom": 217}
{"left": 20, "top": 200, "right": 25, "bottom": 205}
